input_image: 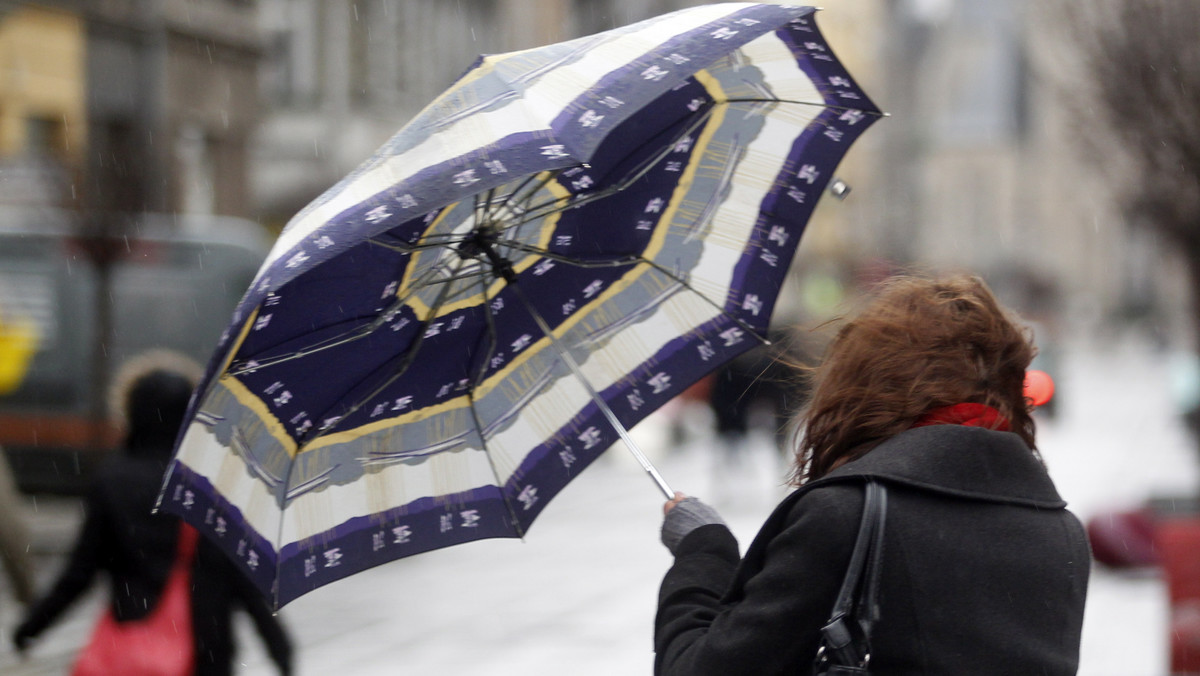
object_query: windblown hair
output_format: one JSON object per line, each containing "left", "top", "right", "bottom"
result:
{"left": 791, "top": 274, "right": 1037, "bottom": 485}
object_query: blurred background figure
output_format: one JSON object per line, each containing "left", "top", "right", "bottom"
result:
{"left": 0, "top": 444, "right": 35, "bottom": 609}
{"left": 0, "top": 302, "right": 37, "bottom": 607}
{"left": 11, "top": 351, "right": 293, "bottom": 675}
{"left": 708, "top": 333, "right": 806, "bottom": 457}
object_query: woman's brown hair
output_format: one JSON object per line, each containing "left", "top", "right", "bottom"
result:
{"left": 791, "top": 273, "right": 1037, "bottom": 485}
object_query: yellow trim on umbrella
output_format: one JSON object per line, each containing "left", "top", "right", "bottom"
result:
{"left": 396, "top": 171, "right": 569, "bottom": 320}
{"left": 214, "top": 375, "right": 299, "bottom": 458}
{"left": 641, "top": 68, "right": 728, "bottom": 264}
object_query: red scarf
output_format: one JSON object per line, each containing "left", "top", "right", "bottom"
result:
{"left": 912, "top": 403, "right": 1010, "bottom": 431}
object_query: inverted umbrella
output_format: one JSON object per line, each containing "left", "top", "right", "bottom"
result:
{"left": 159, "top": 2, "right": 880, "bottom": 607}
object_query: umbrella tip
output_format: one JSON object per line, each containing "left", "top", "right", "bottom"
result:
{"left": 828, "top": 178, "right": 851, "bottom": 201}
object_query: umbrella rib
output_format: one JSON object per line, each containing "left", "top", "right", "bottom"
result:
{"left": 475, "top": 188, "right": 494, "bottom": 228}
{"left": 227, "top": 262, "right": 451, "bottom": 376}
{"left": 294, "top": 255, "right": 470, "bottom": 449}
{"left": 637, "top": 256, "right": 773, "bottom": 347}
{"left": 483, "top": 171, "right": 560, "bottom": 232}
{"left": 492, "top": 108, "right": 717, "bottom": 232}
{"left": 495, "top": 240, "right": 771, "bottom": 348}
{"left": 465, "top": 391, "right": 526, "bottom": 538}
{"left": 458, "top": 273, "right": 527, "bottom": 535}
{"left": 723, "top": 97, "right": 885, "bottom": 116}
{"left": 470, "top": 274, "right": 501, "bottom": 390}
{"left": 463, "top": 273, "right": 527, "bottom": 540}
{"left": 494, "top": 240, "right": 641, "bottom": 270}
{"left": 365, "top": 237, "right": 459, "bottom": 254}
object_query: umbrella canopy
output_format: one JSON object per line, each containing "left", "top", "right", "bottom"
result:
{"left": 159, "top": 2, "right": 881, "bottom": 608}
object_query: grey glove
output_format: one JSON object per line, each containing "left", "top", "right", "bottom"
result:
{"left": 661, "top": 497, "right": 726, "bottom": 555}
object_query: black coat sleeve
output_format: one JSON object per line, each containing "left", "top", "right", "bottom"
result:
{"left": 230, "top": 560, "right": 293, "bottom": 675}
{"left": 654, "top": 485, "right": 863, "bottom": 676}
{"left": 16, "top": 482, "right": 110, "bottom": 641}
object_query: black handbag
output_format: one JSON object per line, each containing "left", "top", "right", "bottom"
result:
{"left": 813, "top": 480, "right": 888, "bottom": 675}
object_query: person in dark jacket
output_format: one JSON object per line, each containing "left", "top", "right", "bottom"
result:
{"left": 11, "top": 351, "right": 293, "bottom": 675}
{"left": 656, "top": 274, "right": 1090, "bottom": 675}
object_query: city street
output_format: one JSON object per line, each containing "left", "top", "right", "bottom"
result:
{"left": 1, "top": 331, "right": 1195, "bottom": 675}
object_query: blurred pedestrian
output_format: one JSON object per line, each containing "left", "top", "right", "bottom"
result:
{"left": 11, "top": 351, "right": 293, "bottom": 675}
{"left": 0, "top": 444, "right": 35, "bottom": 606}
{"left": 654, "top": 274, "right": 1090, "bottom": 674}
{"left": 708, "top": 330, "right": 805, "bottom": 459}
{"left": 0, "top": 301, "right": 38, "bottom": 606}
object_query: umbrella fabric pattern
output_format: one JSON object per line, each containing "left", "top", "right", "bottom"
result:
{"left": 160, "top": 2, "right": 880, "bottom": 607}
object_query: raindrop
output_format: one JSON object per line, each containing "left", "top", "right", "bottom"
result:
{"left": 31, "top": 495, "right": 38, "bottom": 512}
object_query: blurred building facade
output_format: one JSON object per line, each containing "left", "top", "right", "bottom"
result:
{"left": 0, "top": 0, "right": 261, "bottom": 218}
{"left": 0, "top": 4, "right": 85, "bottom": 206}
{"left": 81, "top": 0, "right": 260, "bottom": 217}
{"left": 860, "top": 0, "right": 1186, "bottom": 341}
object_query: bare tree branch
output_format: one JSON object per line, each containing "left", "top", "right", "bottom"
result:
{"left": 1041, "top": 0, "right": 1200, "bottom": 331}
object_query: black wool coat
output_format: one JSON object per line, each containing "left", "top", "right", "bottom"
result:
{"left": 655, "top": 424, "right": 1091, "bottom": 675}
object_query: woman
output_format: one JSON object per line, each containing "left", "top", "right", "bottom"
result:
{"left": 12, "top": 352, "right": 293, "bottom": 675}
{"left": 655, "top": 274, "right": 1090, "bottom": 675}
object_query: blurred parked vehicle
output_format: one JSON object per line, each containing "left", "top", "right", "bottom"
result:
{"left": 0, "top": 207, "right": 270, "bottom": 494}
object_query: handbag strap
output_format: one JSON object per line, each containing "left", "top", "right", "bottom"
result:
{"left": 857, "top": 482, "right": 887, "bottom": 635}
{"left": 176, "top": 522, "right": 199, "bottom": 567}
{"left": 815, "top": 480, "right": 888, "bottom": 672}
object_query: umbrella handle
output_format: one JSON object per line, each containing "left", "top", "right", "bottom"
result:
{"left": 622, "top": 434, "right": 676, "bottom": 500}
{"left": 509, "top": 284, "right": 674, "bottom": 500}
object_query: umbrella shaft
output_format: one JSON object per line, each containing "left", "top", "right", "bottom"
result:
{"left": 510, "top": 284, "right": 674, "bottom": 500}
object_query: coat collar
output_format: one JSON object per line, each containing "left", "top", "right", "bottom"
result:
{"left": 813, "top": 424, "right": 1065, "bottom": 509}
{"left": 723, "top": 425, "right": 1066, "bottom": 605}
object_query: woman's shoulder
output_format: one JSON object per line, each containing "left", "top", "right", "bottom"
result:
{"left": 766, "top": 481, "right": 874, "bottom": 540}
